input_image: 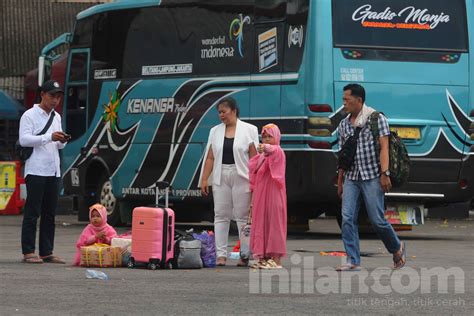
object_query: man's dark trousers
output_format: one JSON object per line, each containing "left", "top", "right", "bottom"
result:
{"left": 21, "top": 175, "right": 60, "bottom": 256}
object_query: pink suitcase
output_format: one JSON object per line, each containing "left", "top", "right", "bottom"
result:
{"left": 128, "top": 182, "right": 175, "bottom": 270}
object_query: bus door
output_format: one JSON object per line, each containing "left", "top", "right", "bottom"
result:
{"left": 64, "top": 49, "right": 90, "bottom": 142}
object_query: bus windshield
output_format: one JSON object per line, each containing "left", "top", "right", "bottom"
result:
{"left": 332, "top": 0, "right": 468, "bottom": 52}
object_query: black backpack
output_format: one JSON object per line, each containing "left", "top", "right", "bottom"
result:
{"left": 172, "top": 229, "right": 202, "bottom": 269}
{"left": 368, "top": 112, "right": 410, "bottom": 187}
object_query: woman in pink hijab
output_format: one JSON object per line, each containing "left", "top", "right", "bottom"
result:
{"left": 73, "top": 203, "right": 117, "bottom": 266}
{"left": 248, "top": 124, "right": 287, "bottom": 269}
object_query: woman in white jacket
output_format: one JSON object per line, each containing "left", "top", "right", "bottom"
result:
{"left": 200, "top": 97, "right": 259, "bottom": 266}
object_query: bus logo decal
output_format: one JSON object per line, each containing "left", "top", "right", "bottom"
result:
{"left": 229, "top": 14, "right": 251, "bottom": 58}
{"left": 102, "top": 90, "right": 121, "bottom": 132}
{"left": 288, "top": 25, "right": 304, "bottom": 48}
{"left": 352, "top": 4, "right": 451, "bottom": 30}
{"left": 126, "top": 97, "right": 188, "bottom": 114}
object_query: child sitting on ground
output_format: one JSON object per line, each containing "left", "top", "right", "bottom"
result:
{"left": 248, "top": 123, "right": 287, "bottom": 269}
{"left": 73, "top": 203, "right": 117, "bottom": 266}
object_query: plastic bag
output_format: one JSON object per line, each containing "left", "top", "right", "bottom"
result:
{"left": 239, "top": 223, "right": 251, "bottom": 260}
{"left": 192, "top": 231, "right": 216, "bottom": 268}
{"left": 86, "top": 269, "right": 108, "bottom": 280}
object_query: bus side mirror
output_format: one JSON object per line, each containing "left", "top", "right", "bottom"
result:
{"left": 38, "top": 56, "right": 52, "bottom": 87}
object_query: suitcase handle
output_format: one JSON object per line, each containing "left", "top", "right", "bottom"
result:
{"left": 155, "top": 181, "right": 171, "bottom": 208}
{"left": 167, "top": 215, "right": 173, "bottom": 251}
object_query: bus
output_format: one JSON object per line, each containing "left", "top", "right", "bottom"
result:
{"left": 36, "top": 0, "right": 474, "bottom": 226}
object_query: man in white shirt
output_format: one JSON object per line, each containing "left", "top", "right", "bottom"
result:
{"left": 19, "top": 80, "right": 70, "bottom": 264}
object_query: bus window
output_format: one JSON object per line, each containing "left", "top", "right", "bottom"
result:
{"left": 65, "top": 48, "right": 89, "bottom": 141}
{"left": 68, "top": 53, "right": 88, "bottom": 82}
{"left": 65, "top": 86, "right": 87, "bottom": 141}
{"left": 90, "top": 11, "right": 134, "bottom": 80}
{"left": 122, "top": 7, "right": 196, "bottom": 79}
{"left": 72, "top": 18, "right": 92, "bottom": 48}
{"left": 255, "top": 0, "right": 287, "bottom": 22}
{"left": 332, "top": 0, "right": 468, "bottom": 52}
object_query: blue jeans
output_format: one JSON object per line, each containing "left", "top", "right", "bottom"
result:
{"left": 341, "top": 177, "right": 401, "bottom": 265}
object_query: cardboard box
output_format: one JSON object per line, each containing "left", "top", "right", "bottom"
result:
{"left": 111, "top": 237, "right": 132, "bottom": 252}
{"left": 80, "top": 244, "right": 122, "bottom": 267}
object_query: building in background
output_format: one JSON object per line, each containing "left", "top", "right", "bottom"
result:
{"left": 0, "top": 0, "right": 109, "bottom": 102}
{"left": 0, "top": 0, "right": 107, "bottom": 159}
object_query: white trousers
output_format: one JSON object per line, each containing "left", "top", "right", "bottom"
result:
{"left": 212, "top": 164, "right": 250, "bottom": 258}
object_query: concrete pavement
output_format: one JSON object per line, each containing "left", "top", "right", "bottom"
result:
{"left": 0, "top": 214, "right": 473, "bottom": 315}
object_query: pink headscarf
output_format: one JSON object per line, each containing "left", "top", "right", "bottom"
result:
{"left": 249, "top": 123, "right": 286, "bottom": 190}
{"left": 88, "top": 203, "right": 108, "bottom": 232}
{"left": 261, "top": 123, "right": 281, "bottom": 145}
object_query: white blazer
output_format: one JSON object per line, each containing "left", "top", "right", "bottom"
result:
{"left": 199, "top": 119, "right": 259, "bottom": 190}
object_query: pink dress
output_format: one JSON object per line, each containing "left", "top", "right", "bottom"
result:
{"left": 73, "top": 204, "right": 117, "bottom": 266}
{"left": 249, "top": 124, "right": 287, "bottom": 259}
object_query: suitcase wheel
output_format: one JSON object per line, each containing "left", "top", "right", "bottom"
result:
{"left": 127, "top": 257, "right": 135, "bottom": 269}
{"left": 161, "top": 261, "right": 171, "bottom": 269}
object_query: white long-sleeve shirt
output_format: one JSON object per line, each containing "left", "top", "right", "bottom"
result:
{"left": 19, "top": 104, "right": 66, "bottom": 177}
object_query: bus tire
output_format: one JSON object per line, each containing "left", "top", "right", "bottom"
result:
{"left": 96, "top": 174, "right": 122, "bottom": 226}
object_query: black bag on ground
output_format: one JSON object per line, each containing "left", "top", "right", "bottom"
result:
{"left": 338, "top": 127, "right": 362, "bottom": 171}
{"left": 15, "top": 112, "right": 55, "bottom": 161}
{"left": 173, "top": 229, "right": 203, "bottom": 269}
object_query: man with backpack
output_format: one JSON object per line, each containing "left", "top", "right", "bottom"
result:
{"left": 336, "top": 83, "right": 406, "bottom": 271}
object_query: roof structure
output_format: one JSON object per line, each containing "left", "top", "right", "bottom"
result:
{"left": 0, "top": 0, "right": 96, "bottom": 77}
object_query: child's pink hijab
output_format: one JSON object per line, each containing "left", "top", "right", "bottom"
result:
{"left": 249, "top": 123, "right": 285, "bottom": 189}
{"left": 88, "top": 203, "right": 109, "bottom": 232}
{"left": 262, "top": 123, "right": 281, "bottom": 145}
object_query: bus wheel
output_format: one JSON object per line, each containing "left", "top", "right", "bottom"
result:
{"left": 97, "top": 174, "right": 122, "bottom": 226}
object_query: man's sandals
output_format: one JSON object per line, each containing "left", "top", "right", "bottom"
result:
{"left": 22, "top": 255, "right": 43, "bottom": 264}
{"left": 23, "top": 255, "right": 65, "bottom": 264}
{"left": 393, "top": 241, "right": 406, "bottom": 270}
{"left": 41, "top": 255, "right": 66, "bottom": 264}
{"left": 335, "top": 263, "right": 361, "bottom": 271}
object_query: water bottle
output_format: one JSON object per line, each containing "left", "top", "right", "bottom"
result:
{"left": 86, "top": 269, "right": 109, "bottom": 280}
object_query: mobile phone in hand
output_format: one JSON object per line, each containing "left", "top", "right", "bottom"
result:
{"left": 64, "top": 133, "right": 71, "bottom": 140}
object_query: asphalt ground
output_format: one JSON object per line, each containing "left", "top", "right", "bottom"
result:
{"left": 0, "top": 214, "right": 473, "bottom": 315}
